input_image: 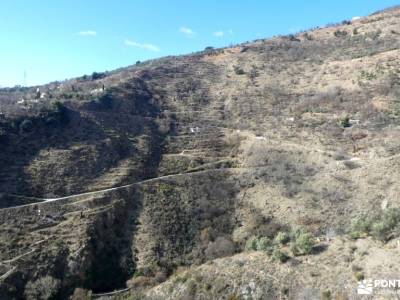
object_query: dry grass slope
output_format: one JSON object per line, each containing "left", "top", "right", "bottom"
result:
{"left": 0, "top": 6, "right": 400, "bottom": 300}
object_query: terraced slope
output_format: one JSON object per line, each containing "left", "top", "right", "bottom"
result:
{"left": 0, "top": 6, "right": 400, "bottom": 300}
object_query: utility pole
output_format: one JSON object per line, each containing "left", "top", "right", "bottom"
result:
{"left": 23, "top": 70, "right": 27, "bottom": 87}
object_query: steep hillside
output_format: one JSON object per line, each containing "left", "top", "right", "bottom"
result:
{"left": 0, "top": 6, "right": 400, "bottom": 300}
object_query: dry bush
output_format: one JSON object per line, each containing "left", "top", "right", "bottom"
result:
{"left": 199, "top": 227, "right": 214, "bottom": 245}
{"left": 70, "top": 288, "right": 92, "bottom": 300}
{"left": 204, "top": 236, "right": 235, "bottom": 259}
{"left": 126, "top": 276, "right": 155, "bottom": 289}
{"left": 24, "top": 276, "right": 60, "bottom": 300}
{"left": 154, "top": 271, "right": 168, "bottom": 284}
{"left": 343, "top": 160, "right": 359, "bottom": 169}
{"left": 350, "top": 130, "right": 368, "bottom": 141}
{"left": 333, "top": 150, "right": 349, "bottom": 161}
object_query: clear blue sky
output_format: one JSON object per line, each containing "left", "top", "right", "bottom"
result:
{"left": 0, "top": 0, "right": 398, "bottom": 87}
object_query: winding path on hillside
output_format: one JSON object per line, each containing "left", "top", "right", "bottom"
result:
{"left": 4, "top": 134, "right": 400, "bottom": 211}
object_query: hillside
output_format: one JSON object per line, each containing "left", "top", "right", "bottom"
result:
{"left": 0, "top": 6, "right": 400, "bottom": 300}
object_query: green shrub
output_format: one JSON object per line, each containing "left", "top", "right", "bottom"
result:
{"left": 274, "top": 231, "right": 290, "bottom": 245}
{"left": 340, "top": 115, "right": 351, "bottom": 128}
{"left": 272, "top": 249, "right": 290, "bottom": 263}
{"left": 371, "top": 222, "right": 389, "bottom": 241}
{"left": 360, "top": 70, "right": 377, "bottom": 80}
{"left": 245, "top": 236, "right": 273, "bottom": 253}
{"left": 322, "top": 290, "right": 332, "bottom": 300}
{"left": 355, "top": 272, "right": 364, "bottom": 281}
{"left": 382, "top": 208, "right": 400, "bottom": 228}
{"left": 234, "top": 66, "right": 245, "bottom": 75}
{"left": 371, "top": 209, "right": 400, "bottom": 241}
{"left": 349, "top": 231, "right": 362, "bottom": 240}
{"left": 245, "top": 236, "right": 258, "bottom": 251}
{"left": 256, "top": 237, "right": 271, "bottom": 252}
{"left": 133, "top": 269, "right": 144, "bottom": 277}
{"left": 290, "top": 229, "right": 315, "bottom": 256}
{"left": 351, "top": 215, "right": 372, "bottom": 234}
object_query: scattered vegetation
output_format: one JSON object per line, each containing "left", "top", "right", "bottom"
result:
{"left": 24, "top": 276, "right": 60, "bottom": 300}
{"left": 91, "top": 71, "right": 106, "bottom": 80}
{"left": 1, "top": 7, "right": 400, "bottom": 299}
{"left": 334, "top": 30, "right": 348, "bottom": 37}
{"left": 360, "top": 70, "right": 377, "bottom": 80}
{"left": 244, "top": 228, "right": 317, "bottom": 262}
{"left": 350, "top": 208, "right": 400, "bottom": 242}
